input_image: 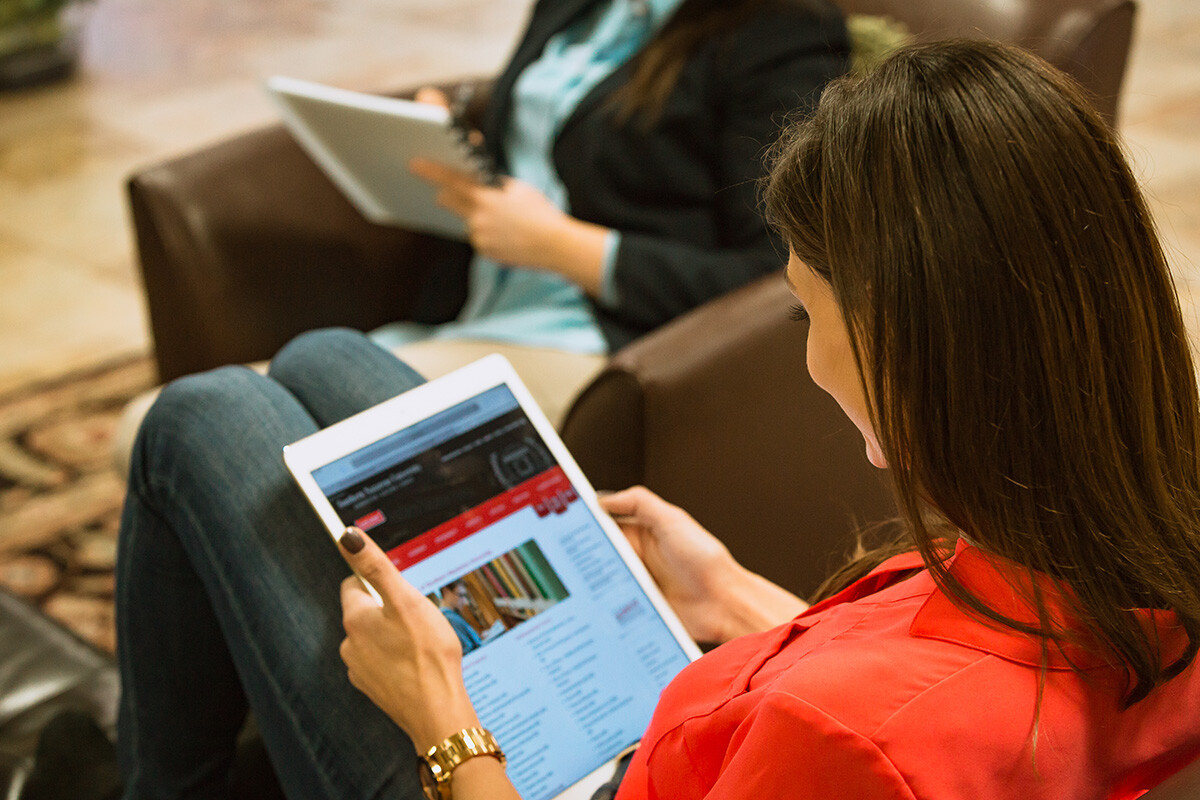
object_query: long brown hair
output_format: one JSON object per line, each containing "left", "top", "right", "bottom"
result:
{"left": 764, "top": 39, "right": 1200, "bottom": 705}
{"left": 610, "top": 0, "right": 832, "bottom": 127}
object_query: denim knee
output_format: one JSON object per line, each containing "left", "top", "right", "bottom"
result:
{"left": 266, "top": 327, "right": 425, "bottom": 427}
{"left": 130, "top": 366, "right": 273, "bottom": 490}
{"left": 268, "top": 327, "right": 373, "bottom": 385}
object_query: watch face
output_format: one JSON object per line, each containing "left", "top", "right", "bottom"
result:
{"left": 418, "top": 759, "right": 443, "bottom": 800}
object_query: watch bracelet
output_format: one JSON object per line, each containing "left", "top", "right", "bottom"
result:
{"left": 424, "top": 726, "right": 506, "bottom": 782}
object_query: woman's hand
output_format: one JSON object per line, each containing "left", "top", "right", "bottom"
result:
{"left": 409, "top": 158, "right": 609, "bottom": 295}
{"left": 413, "top": 86, "right": 451, "bottom": 108}
{"left": 599, "top": 487, "right": 743, "bottom": 643}
{"left": 600, "top": 487, "right": 809, "bottom": 644}
{"left": 337, "top": 526, "right": 481, "bottom": 752}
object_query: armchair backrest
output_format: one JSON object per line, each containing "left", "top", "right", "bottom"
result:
{"left": 839, "top": 0, "right": 1137, "bottom": 123}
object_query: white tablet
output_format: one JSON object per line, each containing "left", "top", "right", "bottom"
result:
{"left": 284, "top": 355, "right": 701, "bottom": 800}
{"left": 266, "top": 75, "right": 482, "bottom": 239}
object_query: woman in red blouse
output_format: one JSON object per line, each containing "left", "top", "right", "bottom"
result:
{"left": 335, "top": 39, "right": 1200, "bottom": 799}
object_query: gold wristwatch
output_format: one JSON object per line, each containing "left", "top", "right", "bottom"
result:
{"left": 417, "top": 727, "right": 506, "bottom": 800}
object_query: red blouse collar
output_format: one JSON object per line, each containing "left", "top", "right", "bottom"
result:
{"left": 807, "top": 541, "right": 1188, "bottom": 671}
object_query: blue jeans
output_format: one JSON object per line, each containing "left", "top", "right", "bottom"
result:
{"left": 116, "top": 329, "right": 427, "bottom": 800}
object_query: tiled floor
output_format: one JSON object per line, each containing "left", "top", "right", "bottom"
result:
{"left": 0, "top": 0, "right": 531, "bottom": 395}
{"left": 0, "top": 0, "right": 1198, "bottom": 394}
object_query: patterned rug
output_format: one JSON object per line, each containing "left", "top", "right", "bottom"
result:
{"left": 0, "top": 355, "right": 156, "bottom": 654}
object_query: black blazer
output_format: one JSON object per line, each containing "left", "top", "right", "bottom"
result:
{"left": 479, "top": 0, "right": 849, "bottom": 351}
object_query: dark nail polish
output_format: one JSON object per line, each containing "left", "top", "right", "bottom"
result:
{"left": 340, "top": 527, "right": 365, "bottom": 554}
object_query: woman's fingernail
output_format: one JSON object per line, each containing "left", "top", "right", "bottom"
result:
{"left": 340, "top": 527, "right": 365, "bottom": 554}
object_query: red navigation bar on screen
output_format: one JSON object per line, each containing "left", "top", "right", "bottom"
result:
{"left": 377, "top": 466, "right": 578, "bottom": 570}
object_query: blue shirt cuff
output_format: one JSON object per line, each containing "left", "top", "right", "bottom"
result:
{"left": 598, "top": 230, "right": 622, "bottom": 308}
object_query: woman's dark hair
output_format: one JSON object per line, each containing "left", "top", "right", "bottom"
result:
{"left": 764, "top": 39, "right": 1200, "bottom": 705}
{"left": 611, "top": 0, "right": 819, "bottom": 126}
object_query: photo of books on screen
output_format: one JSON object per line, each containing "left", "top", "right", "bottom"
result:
{"left": 429, "top": 540, "right": 570, "bottom": 655}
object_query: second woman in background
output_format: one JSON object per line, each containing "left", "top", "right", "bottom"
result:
{"left": 374, "top": 0, "right": 849, "bottom": 423}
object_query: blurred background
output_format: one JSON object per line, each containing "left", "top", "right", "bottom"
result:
{"left": 0, "top": 0, "right": 532, "bottom": 394}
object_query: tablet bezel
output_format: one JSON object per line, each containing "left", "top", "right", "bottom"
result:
{"left": 265, "top": 75, "right": 476, "bottom": 239}
{"left": 283, "top": 354, "right": 702, "bottom": 800}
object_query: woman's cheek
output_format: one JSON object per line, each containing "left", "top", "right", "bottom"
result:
{"left": 806, "top": 325, "right": 888, "bottom": 469}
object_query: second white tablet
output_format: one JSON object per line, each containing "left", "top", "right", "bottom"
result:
{"left": 266, "top": 75, "right": 486, "bottom": 239}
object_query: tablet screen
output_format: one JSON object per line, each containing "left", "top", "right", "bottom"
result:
{"left": 308, "top": 384, "right": 692, "bottom": 799}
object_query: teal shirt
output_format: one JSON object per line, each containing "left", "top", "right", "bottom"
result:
{"left": 373, "top": 0, "right": 683, "bottom": 355}
{"left": 441, "top": 607, "right": 483, "bottom": 654}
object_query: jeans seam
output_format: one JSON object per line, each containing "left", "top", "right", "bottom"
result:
{"left": 143, "top": 464, "right": 391, "bottom": 797}
{"left": 172, "top": 481, "right": 356, "bottom": 797}
{"left": 116, "top": 492, "right": 144, "bottom": 798}
{"left": 130, "top": 353, "right": 412, "bottom": 799}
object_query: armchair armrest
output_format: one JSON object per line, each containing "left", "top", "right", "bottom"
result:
{"left": 561, "top": 274, "right": 896, "bottom": 599}
{"left": 128, "top": 80, "right": 484, "bottom": 382}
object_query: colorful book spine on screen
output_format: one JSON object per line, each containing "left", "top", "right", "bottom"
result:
{"left": 470, "top": 540, "right": 569, "bottom": 604}
{"left": 515, "top": 541, "right": 568, "bottom": 601}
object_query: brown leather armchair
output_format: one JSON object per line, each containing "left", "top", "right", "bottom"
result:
{"left": 126, "top": 0, "right": 1137, "bottom": 598}
{"left": 1143, "top": 755, "right": 1200, "bottom": 800}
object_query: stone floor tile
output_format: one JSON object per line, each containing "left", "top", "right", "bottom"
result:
{"left": 0, "top": 239, "right": 146, "bottom": 396}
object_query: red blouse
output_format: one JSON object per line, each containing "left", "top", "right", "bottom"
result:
{"left": 615, "top": 543, "right": 1200, "bottom": 800}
